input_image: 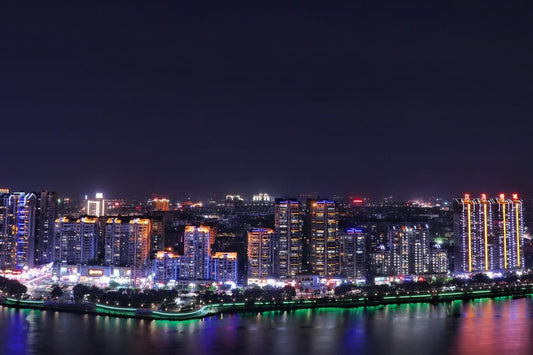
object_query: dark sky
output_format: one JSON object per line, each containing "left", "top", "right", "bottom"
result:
{"left": 1, "top": 2, "right": 532, "bottom": 200}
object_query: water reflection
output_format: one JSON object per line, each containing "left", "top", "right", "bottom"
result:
{"left": 1, "top": 298, "right": 533, "bottom": 354}
{"left": 453, "top": 298, "right": 533, "bottom": 354}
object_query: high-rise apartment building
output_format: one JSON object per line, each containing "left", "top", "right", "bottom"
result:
{"left": 247, "top": 228, "right": 274, "bottom": 279}
{"left": 104, "top": 217, "right": 150, "bottom": 270}
{"left": 0, "top": 192, "right": 37, "bottom": 269}
{"left": 389, "top": 224, "right": 430, "bottom": 275}
{"left": 430, "top": 245, "right": 448, "bottom": 274}
{"left": 153, "top": 198, "right": 170, "bottom": 211}
{"left": 274, "top": 199, "right": 302, "bottom": 278}
{"left": 305, "top": 199, "right": 340, "bottom": 277}
{"left": 55, "top": 216, "right": 98, "bottom": 265}
{"left": 153, "top": 251, "right": 180, "bottom": 284}
{"left": 341, "top": 228, "right": 367, "bottom": 279}
{"left": 454, "top": 193, "right": 524, "bottom": 274}
{"left": 149, "top": 215, "right": 165, "bottom": 254}
{"left": 212, "top": 252, "right": 238, "bottom": 282}
{"left": 180, "top": 226, "right": 212, "bottom": 280}
{"left": 35, "top": 191, "right": 58, "bottom": 265}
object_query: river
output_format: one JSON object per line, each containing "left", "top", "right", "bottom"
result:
{"left": 1, "top": 297, "right": 533, "bottom": 354}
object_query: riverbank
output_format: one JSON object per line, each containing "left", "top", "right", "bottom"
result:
{"left": 2, "top": 286, "right": 533, "bottom": 321}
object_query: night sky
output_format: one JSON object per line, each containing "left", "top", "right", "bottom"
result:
{"left": 1, "top": 2, "right": 532, "bottom": 200}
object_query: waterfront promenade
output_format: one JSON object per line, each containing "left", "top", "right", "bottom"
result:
{"left": 2, "top": 284, "right": 533, "bottom": 321}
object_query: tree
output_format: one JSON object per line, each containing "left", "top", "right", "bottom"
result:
{"left": 50, "top": 285, "right": 63, "bottom": 299}
{"left": 471, "top": 273, "right": 490, "bottom": 284}
{"left": 72, "top": 284, "right": 91, "bottom": 302}
{"left": 0, "top": 276, "right": 27, "bottom": 296}
{"left": 282, "top": 285, "right": 296, "bottom": 299}
{"left": 334, "top": 283, "right": 356, "bottom": 296}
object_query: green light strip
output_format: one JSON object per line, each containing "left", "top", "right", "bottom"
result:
{"left": 95, "top": 304, "right": 137, "bottom": 312}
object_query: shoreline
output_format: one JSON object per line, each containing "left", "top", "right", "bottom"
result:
{"left": 1, "top": 287, "right": 532, "bottom": 321}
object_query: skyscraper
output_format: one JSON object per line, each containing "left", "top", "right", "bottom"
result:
{"left": 247, "top": 228, "right": 274, "bottom": 279}
{"left": 305, "top": 199, "right": 340, "bottom": 277}
{"left": 389, "top": 224, "right": 430, "bottom": 276}
{"left": 0, "top": 192, "right": 37, "bottom": 269}
{"left": 341, "top": 228, "right": 367, "bottom": 279}
{"left": 454, "top": 193, "right": 524, "bottom": 274}
{"left": 35, "top": 191, "right": 58, "bottom": 265}
{"left": 55, "top": 216, "right": 98, "bottom": 265}
{"left": 274, "top": 199, "right": 302, "bottom": 278}
{"left": 180, "top": 226, "right": 211, "bottom": 280}
{"left": 104, "top": 217, "right": 151, "bottom": 269}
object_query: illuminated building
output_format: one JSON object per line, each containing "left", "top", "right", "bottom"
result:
{"left": 0, "top": 192, "right": 37, "bottom": 269}
{"left": 212, "top": 252, "right": 238, "bottom": 282}
{"left": 104, "top": 217, "right": 151, "bottom": 270}
{"left": 430, "top": 245, "right": 448, "bottom": 274}
{"left": 305, "top": 199, "right": 340, "bottom": 276}
{"left": 389, "top": 224, "right": 430, "bottom": 275}
{"left": 55, "top": 216, "right": 98, "bottom": 264}
{"left": 153, "top": 198, "right": 170, "bottom": 211}
{"left": 341, "top": 228, "right": 367, "bottom": 279}
{"left": 370, "top": 245, "right": 390, "bottom": 276}
{"left": 149, "top": 215, "right": 165, "bottom": 254}
{"left": 153, "top": 251, "right": 180, "bottom": 284}
{"left": 35, "top": 191, "right": 58, "bottom": 265}
{"left": 252, "top": 193, "right": 273, "bottom": 203}
{"left": 86, "top": 192, "right": 105, "bottom": 217}
{"left": 225, "top": 195, "right": 243, "bottom": 202}
{"left": 247, "top": 228, "right": 274, "bottom": 278}
{"left": 274, "top": 199, "right": 302, "bottom": 278}
{"left": 180, "top": 226, "right": 212, "bottom": 280}
{"left": 454, "top": 193, "right": 524, "bottom": 274}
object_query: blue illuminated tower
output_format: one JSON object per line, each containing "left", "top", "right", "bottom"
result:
{"left": 0, "top": 192, "right": 37, "bottom": 269}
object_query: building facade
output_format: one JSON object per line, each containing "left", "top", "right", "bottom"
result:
{"left": 305, "top": 199, "right": 340, "bottom": 277}
{"left": 0, "top": 192, "right": 37, "bottom": 269}
{"left": 55, "top": 216, "right": 98, "bottom": 265}
{"left": 35, "top": 191, "right": 58, "bottom": 265}
{"left": 153, "top": 251, "right": 180, "bottom": 284}
{"left": 454, "top": 193, "right": 524, "bottom": 274}
{"left": 341, "top": 228, "right": 367, "bottom": 279}
{"left": 180, "top": 226, "right": 211, "bottom": 280}
{"left": 212, "top": 252, "right": 238, "bottom": 282}
{"left": 104, "top": 217, "right": 151, "bottom": 270}
{"left": 247, "top": 228, "right": 274, "bottom": 279}
{"left": 389, "top": 224, "right": 430, "bottom": 276}
{"left": 274, "top": 199, "right": 302, "bottom": 278}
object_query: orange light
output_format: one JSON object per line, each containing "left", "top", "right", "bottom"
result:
{"left": 499, "top": 193, "right": 505, "bottom": 202}
{"left": 480, "top": 193, "right": 487, "bottom": 201}
{"left": 213, "top": 252, "right": 237, "bottom": 259}
{"left": 512, "top": 193, "right": 518, "bottom": 200}
{"left": 516, "top": 201, "right": 521, "bottom": 267}
{"left": 464, "top": 193, "right": 470, "bottom": 202}
{"left": 483, "top": 203, "right": 488, "bottom": 271}
{"left": 503, "top": 202, "right": 508, "bottom": 269}
{"left": 467, "top": 203, "right": 472, "bottom": 272}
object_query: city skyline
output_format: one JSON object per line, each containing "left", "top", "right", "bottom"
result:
{"left": 2, "top": 2, "right": 532, "bottom": 200}
{"left": 2, "top": 2, "right": 533, "bottom": 353}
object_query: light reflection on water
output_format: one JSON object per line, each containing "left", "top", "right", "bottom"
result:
{"left": 1, "top": 298, "right": 533, "bottom": 354}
